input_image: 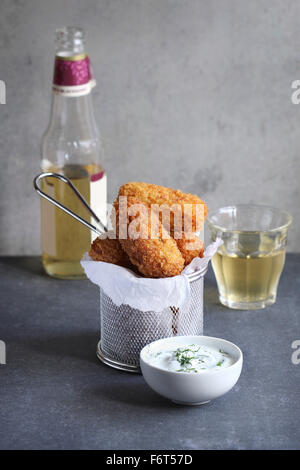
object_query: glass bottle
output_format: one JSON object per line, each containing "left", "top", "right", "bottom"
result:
{"left": 41, "top": 26, "right": 106, "bottom": 279}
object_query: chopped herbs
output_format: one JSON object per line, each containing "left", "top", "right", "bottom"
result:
{"left": 175, "top": 346, "right": 202, "bottom": 371}
{"left": 147, "top": 344, "right": 234, "bottom": 373}
{"left": 219, "top": 349, "right": 229, "bottom": 355}
{"left": 177, "top": 368, "right": 198, "bottom": 373}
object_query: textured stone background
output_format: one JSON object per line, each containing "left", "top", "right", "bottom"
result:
{"left": 0, "top": 0, "right": 299, "bottom": 254}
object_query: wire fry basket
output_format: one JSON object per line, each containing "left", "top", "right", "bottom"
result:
{"left": 97, "top": 267, "right": 206, "bottom": 373}
{"left": 33, "top": 172, "right": 207, "bottom": 374}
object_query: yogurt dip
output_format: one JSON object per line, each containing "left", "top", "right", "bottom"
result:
{"left": 144, "top": 343, "right": 235, "bottom": 373}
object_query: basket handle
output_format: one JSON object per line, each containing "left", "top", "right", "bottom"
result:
{"left": 33, "top": 172, "right": 107, "bottom": 236}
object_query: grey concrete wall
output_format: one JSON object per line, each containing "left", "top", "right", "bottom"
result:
{"left": 0, "top": 0, "right": 299, "bottom": 254}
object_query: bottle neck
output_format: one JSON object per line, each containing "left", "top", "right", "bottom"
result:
{"left": 55, "top": 26, "right": 85, "bottom": 56}
{"left": 48, "top": 92, "right": 98, "bottom": 139}
{"left": 52, "top": 28, "right": 94, "bottom": 97}
{"left": 42, "top": 27, "right": 103, "bottom": 170}
{"left": 50, "top": 34, "right": 96, "bottom": 135}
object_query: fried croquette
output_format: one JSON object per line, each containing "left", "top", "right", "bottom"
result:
{"left": 118, "top": 182, "right": 208, "bottom": 232}
{"left": 174, "top": 232, "right": 204, "bottom": 266}
{"left": 118, "top": 182, "right": 207, "bottom": 262}
{"left": 89, "top": 233, "right": 132, "bottom": 268}
{"left": 115, "top": 196, "right": 185, "bottom": 278}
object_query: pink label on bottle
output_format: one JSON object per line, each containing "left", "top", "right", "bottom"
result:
{"left": 53, "top": 55, "right": 92, "bottom": 86}
{"left": 91, "top": 170, "right": 105, "bottom": 182}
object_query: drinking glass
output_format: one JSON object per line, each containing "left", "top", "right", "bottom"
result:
{"left": 207, "top": 205, "right": 292, "bottom": 310}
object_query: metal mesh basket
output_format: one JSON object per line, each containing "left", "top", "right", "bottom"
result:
{"left": 33, "top": 173, "right": 209, "bottom": 373}
{"left": 97, "top": 267, "right": 206, "bottom": 372}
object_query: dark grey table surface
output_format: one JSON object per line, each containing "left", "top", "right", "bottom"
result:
{"left": 0, "top": 255, "right": 299, "bottom": 450}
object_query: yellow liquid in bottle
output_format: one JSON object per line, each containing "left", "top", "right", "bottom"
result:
{"left": 41, "top": 163, "right": 104, "bottom": 279}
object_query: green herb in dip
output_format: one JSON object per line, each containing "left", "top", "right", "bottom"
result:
{"left": 146, "top": 344, "right": 234, "bottom": 373}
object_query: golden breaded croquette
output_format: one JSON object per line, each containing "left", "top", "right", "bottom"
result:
{"left": 89, "top": 232, "right": 132, "bottom": 268}
{"left": 175, "top": 232, "right": 204, "bottom": 266}
{"left": 118, "top": 182, "right": 207, "bottom": 264}
{"left": 115, "top": 196, "right": 185, "bottom": 278}
{"left": 118, "top": 182, "right": 208, "bottom": 232}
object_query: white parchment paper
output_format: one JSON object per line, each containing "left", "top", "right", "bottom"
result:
{"left": 81, "top": 238, "right": 222, "bottom": 312}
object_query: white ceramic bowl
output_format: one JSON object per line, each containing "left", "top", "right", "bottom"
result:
{"left": 140, "top": 335, "right": 243, "bottom": 405}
